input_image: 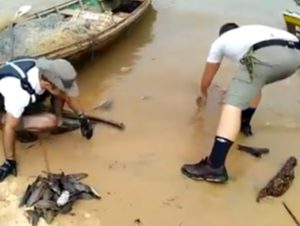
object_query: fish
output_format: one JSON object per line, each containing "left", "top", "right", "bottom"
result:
{"left": 20, "top": 176, "right": 42, "bottom": 207}
{"left": 19, "top": 184, "right": 32, "bottom": 207}
{"left": 78, "top": 192, "right": 97, "bottom": 200}
{"left": 237, "top": 144, "right": 269, "bottom": 158}
{"left": 41, "top": 209, "right": 58, "bottom": 224}
{"left": 73, "top": 182, "right": 101, "bottom": 199}
{"left": 61, "top": 181, "right": 78, "bottom": 195}
{"left": 26, "top": 177, "right": 47, "bottom": 207}
{"left": 42, "top": 171, "right": 64, "bottom": 180}
{"left": 257, "top": 156, "right": 297, "bottom": 202}
{"left": 64, "top": 173, "right": 89, "bottom": 182}
{"left": 34, "top": 199, "right": 59, "bottom": 210}
{"left": 59, "top": 201, "right": 75, "bottom": 214}
{"left": 41, "top": 187, "right": 53, "bottom": 201}
{"left": 21, "top": 171, "right": 100, "bottom": 225}
{"left": 47, "top": 178, "right": 62, "bottom": 195}
{"left": 25, "top": 208, "right": 42, "bottom": 226}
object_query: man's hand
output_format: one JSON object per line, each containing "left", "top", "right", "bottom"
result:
{"left": 200, "top": 62, "right": 221, "bottom": 96}
{"left": 62, "top": 96, "right": 93, "bottom": 139}
{"left": 196, "top": 95, "right": 207, "bottom": 107}
{"left": 78, "top": 114, "right": 93, "bottom": 140}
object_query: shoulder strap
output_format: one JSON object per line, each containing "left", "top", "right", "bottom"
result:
{"left": 5, "top": 61, "right": 37, "bottom": 104}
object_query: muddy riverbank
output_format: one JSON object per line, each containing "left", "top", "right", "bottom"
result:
{"left": 1, "top": 0, "right": 300, "bottom": 226}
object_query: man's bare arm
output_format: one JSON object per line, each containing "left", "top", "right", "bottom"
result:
{"left": 65, "top": 96, "right": 83, "bottom": 115}
{"left": 200, "top": 62, "right": 221, "bottom": 97}
{"left": 54, "top": 91, "right": 83, "bottom": 115}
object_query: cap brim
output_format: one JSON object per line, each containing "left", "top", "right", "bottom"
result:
{"left": 65, "top": 82, "right": 79, "bottom": 97}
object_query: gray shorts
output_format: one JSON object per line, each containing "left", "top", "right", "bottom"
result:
{"left": 225, "top": 45, "right": 300, "bottom": 109}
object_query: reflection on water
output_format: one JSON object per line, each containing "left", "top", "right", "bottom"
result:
{"left": 77, "top": 4, "right": 157, "bottom": 73}
{"left": 74, "top": 5, "right": 157, "bottom": 107}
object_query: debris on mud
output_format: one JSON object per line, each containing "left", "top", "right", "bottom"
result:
{"left": 282, "top": 201, "right": 300, "bottom": 226}
{"left": 256, "top": 156, "right": 297, "bottom": 202}
{"left": 92, "top": 99, "right": 114, "bottom": 111}
{"left": 134, "top": 218, "right": 143, "bottom": 225}
{"left": 19, "top": 171, "right": 101, "bottom": 225}
{"left": 237, "top": 144, "right": 269, "bottom": 158}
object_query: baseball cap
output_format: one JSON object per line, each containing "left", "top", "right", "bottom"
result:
{"left": 36, "top": 57, "right": 79, "bottom": 97}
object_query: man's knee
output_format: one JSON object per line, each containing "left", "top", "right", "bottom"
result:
{"left": 43, "top": 114, "right": 59, "bottom": 128}
{"left": 22, "top": 113, "right": 59, "bottom": 131}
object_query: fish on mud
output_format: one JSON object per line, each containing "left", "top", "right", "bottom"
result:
{"left": 41, "top": 208, "right": 58, "bottom": 224}
{"left": 19, "top": 184, "right": 32, "bottom": 207}
{"left": 257, "top": 156, "right": 297, "bottom": 202}
{"left": 65, "top": 173, "right": 89, "bottom": 182}
{"left": 34, "top": 199, "right": 59, "bottom": 210}
{"left": 25, "top": 177, "right": 48, "bottom": 207}
{"left": 72, "top": 182, "right": 101, "bottom": 199}
{"left": 20, "top": 171, "right": 101, "bottom": 225}
{"left": 237, "top": 144, "right": 269, "bottom": 158}
{"left": 25, "top": 208, "right": 42, "bottom": 226}
{"left": 20, "top": 176, "right": 42, "bottom": 207}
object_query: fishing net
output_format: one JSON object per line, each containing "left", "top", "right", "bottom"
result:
{"left": 0, "top": 10, "right": 116, "bottom": 62}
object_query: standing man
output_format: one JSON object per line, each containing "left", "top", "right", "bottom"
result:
{"left": 181, "top": 23, "right": 300, "bottom": 183}
{"left": 0, "top": 57, "right": 93, "bottom": 182}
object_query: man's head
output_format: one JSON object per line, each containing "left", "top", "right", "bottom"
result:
{"left": 219, "top": 22, "right": 239, "bottom": 36}
{"left": 36, "top": 57, "right": 79, "bottom": 97}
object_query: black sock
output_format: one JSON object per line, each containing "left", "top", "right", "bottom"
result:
{"left": 6, "top": 159, "right": 16, "bottom": 166}
{"left": 241, "top": 107, "right": 256, "bottom": 127}
{"left": 208, "top": 136, "right": 233, "bottom": 168}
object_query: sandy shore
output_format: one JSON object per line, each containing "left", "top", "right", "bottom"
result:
{"left": 1, "top": 0, "right": 300, "bottom": 225}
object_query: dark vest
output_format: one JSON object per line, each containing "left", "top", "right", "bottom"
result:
{"left": 0, "top": 57, "right": 49, "bottom": 110}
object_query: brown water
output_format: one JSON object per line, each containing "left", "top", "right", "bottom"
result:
{"left": 2, "top": 0, "right": 300, "bottom": 225}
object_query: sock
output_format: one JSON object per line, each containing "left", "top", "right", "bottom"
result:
{"left": 6, "top": 159, "right": 16, "bottom": 166}
{"left": 241, "top": 107, "right": 256, "bottom": 127}
{"left": 208, "top": 136, "right": 233, "bottom": 168}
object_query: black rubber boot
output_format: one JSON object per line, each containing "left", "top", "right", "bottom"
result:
{"left": 240, "top": 124, "right": 253, "bottom": 137}
{"left": 0, "top": 160, "right": 17, "bottom": 182}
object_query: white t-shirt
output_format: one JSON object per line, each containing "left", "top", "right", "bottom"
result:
{"left": 207, "top": 25, "right": 299, "bottom": 63}
{"left": 0, "top": 66, "right": 45, "bottom": 118}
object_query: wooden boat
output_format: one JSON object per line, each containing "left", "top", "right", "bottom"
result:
{"left": 283, "top": 10, "right": 300, "bottom": 37}
{"left": 0, "top": 0, "right": 152, "bottom": 65}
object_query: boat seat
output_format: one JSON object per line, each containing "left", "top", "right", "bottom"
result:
{"left": 60, "top": 8, "right": 125, "bottom": 23}
{"left": 61, "top": 9, "right": 102, "bottom": 20}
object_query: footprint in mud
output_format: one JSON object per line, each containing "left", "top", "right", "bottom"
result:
{"left": 134, "top": 218, "right": 143, "bottom": 225}
{"left": 163, "top": 196, "right": 183, "bottom": 209}
{"left": 108, "top": 161, "right": 127, "bottom": 170}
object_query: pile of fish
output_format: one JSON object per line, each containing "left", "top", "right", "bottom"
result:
{"left": 19, "top": 171, "right": 101, "bottom": 226}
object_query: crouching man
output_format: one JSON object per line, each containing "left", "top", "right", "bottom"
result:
{"left": 0, "top": 57, "right": 93, "bottom": 182}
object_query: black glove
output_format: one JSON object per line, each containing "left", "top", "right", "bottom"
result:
{"left": 0, "top": 160, "right": 17, "bottom": 182}
{"left": 78, "top": 114, "right": 93, "bottom": 140}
